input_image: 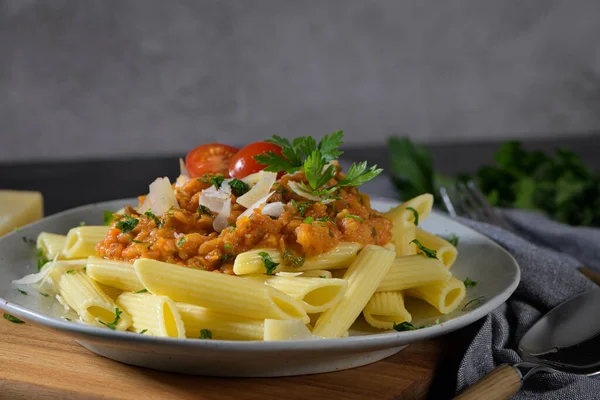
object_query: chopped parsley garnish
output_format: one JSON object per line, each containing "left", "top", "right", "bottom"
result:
{"left": 406, "top": 207, "right": 419, "bottom": 226}
{"left": 199, "top": 329, "right": 213, "bottom": 339}
{"left": 441, "top": 234, "right": 460, "bottom": 247}
{"left": 462, "top": 296, "right": 485, "bottom": 311}
{"left": 144, "top": 210, "right": 162, "bottom": 227}
{"left": 36, "top": 247, "right": 50, "bottom": 271}
{"left": 116, "top": 215, "right": 139, "bottom": 234}
{"left": 140, "top": 329, "right": 148, "bottom": 334}
{"left": 79, "top": 221, "right": 87, "bottom": 226}
{"left": 316, "top": 217, "right": 333, "bottom": 223}
{"left": 393, "top": 321, "right": 416, "bottom": 331}
{"left": 66, "top": 269, "right": 75, "bottom": 274}
{"left": 291, "top": 199, "right": 312, "bottom": 217}
{"left": 134, "top": 288, "right": 148, "bottom": 294}
{"left": 200, "top": 174, "right": 226, "bottom": 189}
{"left": 254, "top": 132, "right": 381, "bottom": 197}
{"left": 320, "top": 275, "right": 327, "bottom": 279}
{"left": 3, "top": 313, "right": 24, "bottom": 324}
{"left": 98, "top": 308, "right": 122, "bottom": 330}
{"left": 221, "top": 253, "right": 235, "bottom": 263}
{"left": 16, "top": 288, "right": 28, "bottom": 295}
{"left": 197, "top": 204, "right": 213, "bottom": 217}
{"left": 63, "top": 317, "right": 72, "bottom": 322}
{"left": 130, "top": 237, "right": 145, "bottom": 244}
{"left": 258, "top": 252, "right": 280, "bottom": 275}
{"left": 282, "top": 249, "right": 305, "bottom": 267}
{"left": 372, "top": 228, "right": 378, "bottom": 237}
{"left": 463, "top": 277, "right": 478, "bottom": 288}
{"left": 229, "top": 178, "right": 251, "bottom": 197}
{"left": 303, "top": 217, "right": 314, "bottom": 224}
{"left": 344, "top": 214, "right": 364, "bottom": 223}
{"left": 177, "top": 236, "right": 185, "bottom": 247}
{"left": 39, "top": 292, "right": 49, "bottom": 297}
{"left": 103, "top": 210, "right": 115, "bottom": 226}
{"left": 224, "top": 243, "right": 232, "bottom": 250}
{"left": 410, "top": 239, "right": 437, "bottom": 259}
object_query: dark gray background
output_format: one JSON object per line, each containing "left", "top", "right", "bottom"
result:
{"left": 1, "top": 0, "right": 600, "bottom": 162}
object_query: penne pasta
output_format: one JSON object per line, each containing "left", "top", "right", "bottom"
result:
{"left": 263, "top": 319, "right": 315, "bottom": 341}
{"left": 376, "top": 255, "right": 451, "bottom": 292}
{"left": 86, "top": 256, "right": 144, "bottom": 292}
{"left": 62, "top": 226, "right": 111, "bottom": 259}
{"left": 312, "top": 245, "right": 395, "bottom": 338}
{"left": 297, "top": 270, "right": 333, "bottom": 279}
{"left": 281, "top": 242, "right": 363, "bottom": 272}
{"left": 233, "top": 248, "right": 282, "bottom": 275}
{"left": 177, "top": 303, "right": 264, "bottom": 340}
{"left": 134, "top": 258, "right": 309, "bottom": 322}
{"left": 389, "top": 220, "right": 417, "bottom": 257}
{"left": 116, "top": 292, "right": 186, "bottom": 338}
{"left": 363, "top": 291, "right": 412, "bottom": 330}
{"left": 415, "top": 228, "right": 458, "bottom": 268}
{"left": 405, "top": 277, "right": 466, "bottom": 314}
{"left": 50, "top": 264, "right": 131, "bottom": 330}
{"left": 245, "top": 275, "right": 347, "bottom": 314}
{"left": 384, "top": 193, "right": 434, "bottom": 225}
{"left": 36, "top": 232, "right": 66, "bottom": 260}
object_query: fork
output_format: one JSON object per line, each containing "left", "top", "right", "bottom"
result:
{"left": 439, "top": 181, "right": 600, "bottom": 286}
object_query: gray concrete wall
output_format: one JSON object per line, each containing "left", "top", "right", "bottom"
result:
{"left": 1, "top": 0, "right": 599, "bottom": 161}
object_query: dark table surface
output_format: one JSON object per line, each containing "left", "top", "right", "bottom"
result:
{"left": 1, "top": 135, "right": 599, "bottom": 215}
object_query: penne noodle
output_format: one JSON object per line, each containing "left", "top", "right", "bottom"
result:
{"left": 389, "top": 220, "right": 417, "bottom": 257}
{"left": 134, "top": 258, "right": 309, "bottom": 323}
{"left": 385, "top": 194, "right": 434, "bottom": 225}
{"left": 245, "top": 275, "right": 347, "bottom": 314}
{"left": 312, "top": 245, "right": 395, "bottom": 338}
{"left": 62, "top": 226, "right": 111, "bottom": 259}
{"left": 298, "top": 270, "right": 333, "bottom": 279}
{"left": 376, "top": 255, "right": 451, "bottom": 292}
{"left": 363, "top": 291, "right": 412, "bottom": 330}
{"left": 405, "top": 277, "right": 466, "bottom": 314}
{"left": 116, "top": 292, "right": 185, "bottom": 338}
{"left": 263, "top": 319, "right": 315, "bottom": 341}
{"left": 50, "top": 264, "right": 131, "bottom": 330}
{"left": 233, "top": 248, "right": 283, "bottom": 275}
{"left": 415, "top": 228, "right": 458, "bottom": 268}
{"left": 281, "top": 242, "right": 363, "bottom": 272}
{"left": 36, "top": 232, "right": 67, "bottom": 260}
{"left": 177, "top": 303, "right": 264, "bottom": 340}
{"left": 86, "top": 256, "right": 144, "bottom": 292}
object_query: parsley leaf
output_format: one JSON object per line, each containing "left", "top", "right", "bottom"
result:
{"left": 291, "top": 200, "right": 312, "bottom": 217}
{"left": 338, "top": 161, "right": 383, "bottom": 187}
{"left": 134, "top": 288, "right": 148, "bottom": 294}
{"left": 3, "top": 313, "right": 24, "bottom": 324}
{"left": 199, "top": 329, "right": 213, "bottom": 339}
{"left": 140, "top": 329, "right": 148, "bottom": 334}
{"left": 440, "top": 234, "right": 459, "bottom": 247}
{"left": 36, "top": 247, "right": 50, "bottom": 271}
{"left": 16, "top": 288, "right": 27, "bottom": 295}
{"left": 258, "top": 252, "right": 280, "bottom": 275}
{"left": 198, "top": 204, "right": 213, "bottom": 217}
{"left": 98, "top": 308, "right": 122, "bottom": 330}
{"left": 79, "top": 221, "right": 87, "bottom": 226}
{"left": 177, "top": 236, "right": 185, "bottom": 247}
{"left": 39, "top": 292, "right": 49, "bottom": 297}
{"left": 116, "top": 215, "right": 139, "bottom": 234}
{"left": 463, "top": 278, "right": 478, "bottom": 288}
{"left": 144, "top": 210, "right": 162, "bottom": 227}
{"left": 305, "top": 149, "right": 336, "bottom": 190}
{"left": 303, "top": 217, "right": 314, "bottom": 224}
{"left": 410, "top": 239, "right": 437, "bottom": 259}
{"left": 103, "top": 210, "right": 115, "bottom": 226}
{"left": 462, "top": 296, "right": 485, "bottom": 311}
{"left": 282, "top": 249, "right": 305, "bottom": 267}
{"left": 406, "top": 207, "right": 419, "bottom": 226}
{"left": 320, "top": 275, "right": 327, "bottom": 278}
{"left": 66, "top": 269, "right": 75, "bottom": 274}
{"left": 229, "top": 179, "right": 251, "bottom": 197}
{"left": 344, "top": 214, "right": 364, "bottom": 223}
{"left": 316, "top": 217, "right": 333, "bottom": 223}
{"left": 317, "top": 130, "right": 344, "bottom": 161}
{"left": 199, "top": 175, "right": 226, "bottom": 189}
{"left": 393, "top": 321, "right": 416, "bottom": 331}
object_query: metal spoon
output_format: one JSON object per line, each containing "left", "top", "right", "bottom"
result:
{"left": 455, "top": 288, "right": 600, "bottom": 399}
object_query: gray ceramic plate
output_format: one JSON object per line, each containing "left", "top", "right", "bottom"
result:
{"left": 0, "top": 198, "right": 520, "bottom": 377}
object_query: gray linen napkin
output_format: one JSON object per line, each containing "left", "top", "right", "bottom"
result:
{"left": 455, "top": 215, "right": 600, "bottom": 400}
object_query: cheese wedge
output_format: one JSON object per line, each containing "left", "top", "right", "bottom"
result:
{"left": 0, "top": 190, "right": 44, "bottom": 236}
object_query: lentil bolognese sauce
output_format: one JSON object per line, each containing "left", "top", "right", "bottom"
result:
{"left": 96, "top": 132, "right": 392, "bottom": 274}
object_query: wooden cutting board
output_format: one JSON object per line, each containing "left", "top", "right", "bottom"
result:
{"left": 0, "top": 319, "right": 445, "bottom": 400}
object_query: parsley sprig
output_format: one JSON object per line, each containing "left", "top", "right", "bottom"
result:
{"left": 98, "top": 308, "right": 122, "bottom": 330}
{"left": 410, "top": 239, "right": 437, "bottom": 259}
{"left": 258, "top": 252, "right": 280, "bottom": 275}
{"left": 116, "top": 215, "right": 139, "bottom": 234}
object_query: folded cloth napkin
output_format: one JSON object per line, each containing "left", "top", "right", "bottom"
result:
{"left": 455, "top": 212, "right": 600, "bottom": 400}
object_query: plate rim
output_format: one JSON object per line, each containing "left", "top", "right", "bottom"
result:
{"left": 0, "top": 196, "right": 520, "bottom": 352}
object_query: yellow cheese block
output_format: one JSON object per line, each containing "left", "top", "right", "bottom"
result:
{"left": 0, "top": 190, "right": 44, "bottom": 237}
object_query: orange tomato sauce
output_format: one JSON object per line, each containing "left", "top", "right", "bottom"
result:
{"left": 96, "top": 172, "right": 392, "bottom": 274}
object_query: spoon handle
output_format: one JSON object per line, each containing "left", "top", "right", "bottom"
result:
{"left": 453, "top": 364, "right": 522, "bottom": 400}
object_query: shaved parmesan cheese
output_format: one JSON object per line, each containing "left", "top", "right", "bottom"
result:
{"left": 288, "top": 181, "right": 336, "bottom": 203}
{"left": 179, "top": 158, "right": 189, "bottom": 177}
{"left": 237, "top": 192, "right": 274, "bottom": 221}
{"left": 199, "top": 181, "right": 232, "bottom": 213}
{"left": 240, "top": 171, "right": 264, "bottom": 186}
{"left": 11, "top": 254, "right": 60, "bottom": 286}
{"left": 138, "top": 177, "right": 180, "bottom": 216}
{"left": 262, "top": 202, "right": 285, "bottom": 218}
{"left": 213, "top": 199, "right": 232, "bottom": 233}
{"left": 237, "top": 171, "right": 277, "bottom": 208}
{"left": 175, "top": 175, "right": 190, "bottom": 188}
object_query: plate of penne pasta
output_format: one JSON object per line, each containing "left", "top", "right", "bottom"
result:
{"left": 0, "top": 133, "right": 520, "bottom": 376}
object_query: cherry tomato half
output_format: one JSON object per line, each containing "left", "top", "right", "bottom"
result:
{"left": 229, "top": 142, "right": 284, "bottom": 179}
{"left": 185, "top": 143, "right": 239, "bottom": 178}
